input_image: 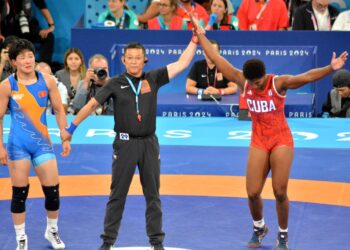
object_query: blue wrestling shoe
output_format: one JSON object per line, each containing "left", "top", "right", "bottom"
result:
{"left": 247, "top": 225, "right": 269, "bottom": 248}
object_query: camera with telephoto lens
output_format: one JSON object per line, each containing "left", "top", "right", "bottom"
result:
{"left": 19, "top": 10, "right": 30, "bottom": 34}
{"left": 93, "top": 68, "right": 107, "bottom": 80}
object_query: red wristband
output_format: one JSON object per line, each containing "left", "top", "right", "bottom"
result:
{"left": 220, "top": 89, "right": 225, "bottom": 95}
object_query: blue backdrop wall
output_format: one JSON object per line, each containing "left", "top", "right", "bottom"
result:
{"left": 71, "top": 29, "right": 350, "bottom": 115}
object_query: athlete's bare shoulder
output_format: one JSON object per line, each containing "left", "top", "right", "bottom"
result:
{"left": 0, "top": 79, "right": 11, "bottom": 97}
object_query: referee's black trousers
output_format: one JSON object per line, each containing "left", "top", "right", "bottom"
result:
{"left": 101, "top": 134, "right": 165, "bottom": 245}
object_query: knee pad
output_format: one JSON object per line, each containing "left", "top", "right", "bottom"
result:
{"left": 11, "top": 185, "right": 30, "bottom": 213}
{"left": 42, "top": 184, "right": 60, "bottom": 211}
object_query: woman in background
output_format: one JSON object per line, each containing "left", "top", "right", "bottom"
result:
{"left": 205, "top": 0, "right": 239, "bottom": 30}
{"left": 148, "top": 0, "right": 186, "bottom": 30}
{"left": 56, "top": 48, "right": 86, "bottom": 100}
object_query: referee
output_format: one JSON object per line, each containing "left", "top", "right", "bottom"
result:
{"left": 62, "top": 37, "right": 198, "bottom": 250}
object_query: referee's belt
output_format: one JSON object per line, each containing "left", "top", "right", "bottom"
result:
{"left": 115, "top": 132, "right": 154, "bottom": 141}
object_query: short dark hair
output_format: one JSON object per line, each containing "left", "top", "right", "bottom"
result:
{"left": 123, "top": 42, "right": 146, "bottom": 56}
{"left": 209, "top": 39, "right": 220, "bottom": 51}
{"left": 1, "top": 36, "right": 19, "bottom": 50}
{"left": 8, "top": 39, "right": 35, "bottom": 60}
{"left": 243, "top": 59, "right": 266, "bottom": 80}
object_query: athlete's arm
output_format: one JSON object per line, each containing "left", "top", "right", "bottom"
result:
{"left": 46, "top": 74, "right": 71, "bottom": 156}
{"left": 167, "top": 39, "right": 197, "bottom": 80}
{"left": 277, "top": 51, "right": 348, "bottom": 92}
{"left": 192, "top": 16, "right": 245, "bottom": 90}
{"left": 46, "top": 74, "right": 67, "bottom": 131}
{"left": 0, "top": 80, "right": 10, "bottom": 165}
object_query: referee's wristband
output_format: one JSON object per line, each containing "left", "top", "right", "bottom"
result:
{"left": 65, "top": 122, "right": 77, "bottom": 135}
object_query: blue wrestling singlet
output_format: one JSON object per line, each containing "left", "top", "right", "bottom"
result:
{"left": 7, "top": 72, "right": 56, "bottom": 166}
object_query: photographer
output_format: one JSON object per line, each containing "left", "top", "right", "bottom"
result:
{"left": 70, "top": 54, "right": 113, "bottom": 115}
{"left": 0, "top": 36, "right": 18, "bottom": 80}
{"left": 0, "top": 0, "right": 55, "bottom": 65}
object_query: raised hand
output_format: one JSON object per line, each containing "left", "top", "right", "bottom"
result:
{"left": 331, "top": 51, "right": 348, "bottom": 71}
{"left": 190, "top": 12, "right": 205, "bottom": 35}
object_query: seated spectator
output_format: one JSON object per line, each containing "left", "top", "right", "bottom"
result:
{"left": 0, "top": 36, "right": 18, "bottom": 81}
{"left": 237, "top": 0, "right": 289, "bottom": 30}
{"left": 148, "top": 0, "right": 186, "bottom": 29}
{"left": 55, "top": 48, "right": 86, "bottom": 100}
{"left": 0, "top": 0, "right": 55, "bottom": 65}
{"left": 205, "top": 0, "right": 238, "bottom": 30}
{"left": 98, "top": 0, "right": 139, "bottom": 29}
{"left": 332, "top": 10, "right": 350, "bottom": 31}
{"left": 322, "top": 69, "right": 350, "bottom": 118}
{"left": 177, "top": 0, "right": 209, "bottom": 29}
{"left": 186, "top": 39, "right": 237, "bottom": 96}
{"left": 70, "top": 54, "right": 113, "bottom": 115}
{"left": 35, "top": 62, "right": 69, "bottom": 114}
{"left": 292, "top": 0, "right": 339, "bottom": 30}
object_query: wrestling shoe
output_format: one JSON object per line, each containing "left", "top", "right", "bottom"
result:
{"left": 45, "top": 229, "right": 65, "bottom": 249}
{"left": 247, "top": 225, "right": 269, "bottom": 248}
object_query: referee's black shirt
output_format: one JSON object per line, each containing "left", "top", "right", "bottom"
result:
{"left": 94, "top": 67, "right": 169, "bottom": 137}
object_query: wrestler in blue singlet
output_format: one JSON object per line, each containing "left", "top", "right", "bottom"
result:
{"left": 7, "top": 71, "right": 55, "bottom": 166}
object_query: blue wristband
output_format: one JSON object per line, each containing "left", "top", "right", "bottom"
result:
{"left": 65, "top": 122, "right": 77, "bottom": 135}
{"left": 197, "top": 89, "right": 204, "bottom": 95}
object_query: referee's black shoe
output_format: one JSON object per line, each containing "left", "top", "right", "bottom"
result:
{"left": 98, "top": 242, "right": 112, "bottom": 250}
{"left": 151, "top": 243, "right": 165, "bottom": 250}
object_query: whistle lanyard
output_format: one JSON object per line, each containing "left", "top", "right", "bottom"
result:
{"left": 207, "top": 67, "right": 217, "bottom": 88}
{"left": 125, "top": 76, "right": 142, "bottom": 122}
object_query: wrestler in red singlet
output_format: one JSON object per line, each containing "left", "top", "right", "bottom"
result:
{"left": 242, "top": 74, "right": 294, "bottom": 152}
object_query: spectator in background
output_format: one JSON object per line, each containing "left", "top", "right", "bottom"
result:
{"left": 36, "top": 62, "right": 69, "bottom": 114}
{"left": 332, "top": 9, "right": 350, "bottom": 31}
{"left": 205, "top": 0, "right": 238, "bottom": 30}
{"left": 285, "top": 0, "right": 309, "bottom": 27}
{"left": 148, "top": 0, "right": 186, "bottom": 29}
{"left": 55, "top": 48, "right": 86, "bottom": 100}
{"left": 177, "top": 0, "right": 209, "bottom": 29}
{"left": 186, "top": 39, "right": 237, "bottom": 96}
{"left": 0, "top": 0, "right": 55, "bottom": 65}
{"left": 0, "top": 36, "right": 18, "bottom": 81}
{"left": 98, "top": 0, "right": 139, "bottom": 29}
{"left": 237, "top": 0, "right": 289, "bottom": 30}
{"left": 70, "top": 54, "right": 113, "bottom": 115}
{"left": 292, "top": 0, "right": 339, "bottom": 30}
{"left": 322, "top": 69, "right": 350, "bottom": 117}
